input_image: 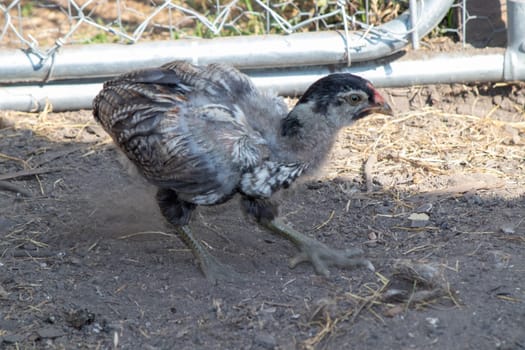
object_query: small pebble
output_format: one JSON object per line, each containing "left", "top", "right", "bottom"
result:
{"left": 415, "top": 203, "right": 433, "bottom": 213}
{"left": 45, "top": 315, "right": 56, "bottom": 324}
{"left": 408, "top": 213, "right": 430, "bottom": 227}
{"left": 500, "top": 225, "right": 515, "bottom": 235}
{"left": 2, "top": 333, "right": 25, "bottom": 344}
{"left": 384, "top": 305, "right": 404, "bottom": 318}
{"left": 37, "top": 326, "right": 65, "bottom": 339}
{"left": 426, "top": 317, "right": 439, "bottom": 328}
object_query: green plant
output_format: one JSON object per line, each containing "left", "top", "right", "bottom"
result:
{"left": 21, "top": 1, "right": 34, "bottom": 17}
{"left": 86, "top": 32, "right": 110, "bottom": 44}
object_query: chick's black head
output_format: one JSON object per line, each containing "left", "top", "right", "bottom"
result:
{"left": 282, "top": 73, "right": 392, "bottom": 137}
{"left": 298, "top": 73, "right": 392, "bottom": 119}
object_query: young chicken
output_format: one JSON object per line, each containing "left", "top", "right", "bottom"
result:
{"left": 93, "top": 61, "right": 393, "bottom": 283}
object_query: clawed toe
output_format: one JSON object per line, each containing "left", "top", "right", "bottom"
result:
{"left": 262, "top": 218, "right": 375, "bottom": 277}
{"left": 289, "top": 250, "right": 330, "bottom": 276}
{"left": 289, "top": 240, "right": 375, "bottom": 276}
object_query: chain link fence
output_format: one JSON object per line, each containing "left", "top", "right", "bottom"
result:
{"left": 0, "top": 0, "right": 406, "bottom": 62}
{"left": 0, "top": 0, "right": 505, "bottom": 60}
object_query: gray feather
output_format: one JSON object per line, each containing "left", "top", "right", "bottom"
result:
{"left": 93, "top": 62, "right": 285, "bottom": 205}
{"left": 93, "top": 62, "right": 380, "bottom": 207}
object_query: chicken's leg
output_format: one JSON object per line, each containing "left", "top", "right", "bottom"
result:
{"left": 174, "top": 225, "right": 237, "bottom": 283}
{"left": 241, "top": 197, "right": 374, "bottom": 276}
{"left": 157, "top": 189, "right": 237, "bottom": 284}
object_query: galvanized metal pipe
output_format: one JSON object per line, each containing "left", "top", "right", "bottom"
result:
{"left": 252, "top": 50, "right": 506, "bottom": 95}
{"left": 0, "top": 0, "right": 453, "bottom": 83}
{"left": 409, "top": 0, "right": 420, "bottom": 50}
{"left": 0, "top": 50, "right": 506, "bottom": 111}
{"left": 503, "top": 0, "right": 525, "bottom": 81}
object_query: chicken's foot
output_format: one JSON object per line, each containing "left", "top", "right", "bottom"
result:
{"left": 261, "top": 218, "right": 375, "bottom": 276}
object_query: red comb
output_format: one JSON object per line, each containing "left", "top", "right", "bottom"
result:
{"left": 367, "top": 82, "right": 384, "bottom": 104}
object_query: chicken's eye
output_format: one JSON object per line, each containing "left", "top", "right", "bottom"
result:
{"left": 348, "top": 94, "right": 362, "bottom": 105}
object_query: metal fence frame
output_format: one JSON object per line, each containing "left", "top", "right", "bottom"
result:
{"left": 0, "top": 0, "right": 523, "bottom": 112}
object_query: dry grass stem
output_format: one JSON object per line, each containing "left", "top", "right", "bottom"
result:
{"left": 118, "top": 231, "right": 177, "bottom": 240}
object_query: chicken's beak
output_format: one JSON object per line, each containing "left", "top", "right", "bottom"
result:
{"left": 374, "top": 102, "right": 394, "bottom": 116}
{"left": 355, "top": 101, "right": 394, "bottom": 119}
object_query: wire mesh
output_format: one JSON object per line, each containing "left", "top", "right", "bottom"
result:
{"left": 0, "top": 0, "right": 507, "bottom": 63}
{"left": 442, "top": 0, "right": 507, "bottom": 48}
{"left": 0, "top": 0, "right": 429, "bottom": 61}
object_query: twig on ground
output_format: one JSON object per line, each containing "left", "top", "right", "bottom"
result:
{"left": 0, "top": 168, "right": 61, "bottom": 181}
{"left": 363, "top": 153, "right": 377, "bottom": 192}
{"left": 0, "top": 180, "right": 32, "bottom": 197}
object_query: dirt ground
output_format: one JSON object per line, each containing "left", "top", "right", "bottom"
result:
{"left": 1, "top": 83, "right": 524, "bottom": 350}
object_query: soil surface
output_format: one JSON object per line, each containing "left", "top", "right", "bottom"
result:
{"left": 1, "top": 84, "right": 524, "bottom": 349}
